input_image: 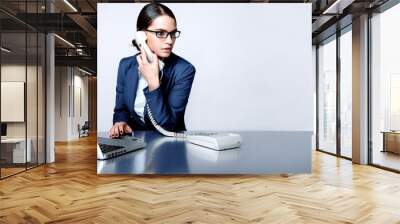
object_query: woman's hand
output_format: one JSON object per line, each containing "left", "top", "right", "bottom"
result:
{"left": 108, "top": 122, "right": 133, "bottom": 138}
{"left": 137, "top": 46, "right": 160, "bottom": 91}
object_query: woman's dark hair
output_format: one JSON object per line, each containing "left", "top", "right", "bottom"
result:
{"left": 132, "top": 3, "right": 176, "bottom": 50}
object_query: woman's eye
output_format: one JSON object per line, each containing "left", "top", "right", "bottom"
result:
{"left": 156, "top": 32, "right": 167, "bottom": 37}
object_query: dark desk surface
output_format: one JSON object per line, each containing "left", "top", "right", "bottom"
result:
{"left": 97, "top": 131, "right": 312, "bottom": 174}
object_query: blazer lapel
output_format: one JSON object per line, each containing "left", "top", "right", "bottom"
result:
{"left": 125, "top": 60, "right": 139, "bottom": 113}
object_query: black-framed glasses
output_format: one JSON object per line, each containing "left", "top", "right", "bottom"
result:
{"left": 145, "top": 29, "right": 181, "bottom": 38}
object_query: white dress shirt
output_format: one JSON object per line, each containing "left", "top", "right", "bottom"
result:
{"left": 134, "top": 72, "right": 148, "bottom": 123}
{"left": 134, "top": 69, "right": 163, "bottom": 122}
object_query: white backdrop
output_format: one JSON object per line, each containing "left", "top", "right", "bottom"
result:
{"left": 97, "top": 3, "right": 313, "bottom": 132}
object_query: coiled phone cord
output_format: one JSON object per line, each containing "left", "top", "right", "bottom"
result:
{"left": 146, "top": 104, "right": 186, "bottom": 138}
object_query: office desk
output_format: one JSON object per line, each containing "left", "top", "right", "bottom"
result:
{"left": 97, "top": 131, "right": 312, "bottom": 174}
{"left": 1, "top": 138, "right": 32, "bottom": 164}
{"left": 381, "top": 131, "right": 400, "bottom": 154}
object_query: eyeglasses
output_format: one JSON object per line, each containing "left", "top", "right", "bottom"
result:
{"left": 145, "top": 29, "right": 181, "bottom": 38}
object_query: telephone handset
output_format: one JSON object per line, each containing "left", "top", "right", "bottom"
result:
{"left": 134, "top": 31, "right": 165, "bottom": 71}
{"left": 134, "top": 32, "right": 242, "bottom": 151}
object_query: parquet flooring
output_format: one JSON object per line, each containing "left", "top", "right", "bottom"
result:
{"left": 1, "top": 167, "right": 25, "bottom": 178}
{"left": 1, "top": 134, "right": 400, "bottom": 223}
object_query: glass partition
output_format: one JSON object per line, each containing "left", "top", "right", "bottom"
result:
{"left": 317, "top": 36, "right": 337, "bottom": 155}
{"left": 371, "top": 3, "right": 400, "bottom": 171}
{"left": 1, "top": 31, "right": 28, "bottom": 177}
{"left": 339, "top": 29, "right": 352, "bottom": 158}
{"left": 0, "top": 1, "right": 46, "bottom": 179}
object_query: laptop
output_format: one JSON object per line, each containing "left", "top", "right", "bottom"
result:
{"left": 97, "top": 135, "right": 146, "bottom": 160}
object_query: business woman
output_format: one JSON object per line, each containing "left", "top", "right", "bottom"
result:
{"left": 109, "top": 3, "right": 196, "bottom": 138}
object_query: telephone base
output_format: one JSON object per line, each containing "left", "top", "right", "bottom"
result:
{"left": 186, "top": 133, "right": 242, "bottom": 151}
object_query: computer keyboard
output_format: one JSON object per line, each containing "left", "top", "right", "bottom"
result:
{"left": 120, "top": 135, "right": 142, "bottom": 141}
{"left": 186, "top": 131, "right": 218, "bottom": 136}
{"left": 97, "top": 136, "right": 146, "bottom": 160}
{"left": 98, "top": 144, "right": 124, "bottom": 153}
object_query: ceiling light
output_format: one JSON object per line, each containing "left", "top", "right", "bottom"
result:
{"left": 1, "top": 47, "right": 11, "bottom": 53}
{"left": 54, "top": 34, "right": 75, "bottom": 48}
{"left": 78, "top": 67, "right": 93, "bottom": 76}
{"left": 322, "top": 0, "right": 355, "bottom": 14}
{"left": 63, "top": 0, "right": 78, "bottom": 12}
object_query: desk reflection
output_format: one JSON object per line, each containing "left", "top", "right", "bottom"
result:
{"left": 97, "top": 131, "right": 240, "bottom": 174}
{"left": 97, "top": 130, "right": 312, "bottom": 174}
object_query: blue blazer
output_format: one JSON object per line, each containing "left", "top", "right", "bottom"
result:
{"left": 113, "top": 52, "right": 196, "bottom": 132}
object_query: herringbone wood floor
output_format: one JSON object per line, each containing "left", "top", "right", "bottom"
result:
{"left": 1, "top": 134, "right": 400, "bottom": 224}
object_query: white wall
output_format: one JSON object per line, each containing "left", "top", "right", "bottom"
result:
{"left": 55, "top": 67, "right": 68, "bottom": 141}
{"left": 54, "top": 67, "right": 89, "bottom": 141}
{"left": 1, "top": 83, "right": 24, "bottom": 123}
{"left": 98, "top": 3, "right": 313, "bottom": 132}
{"left": 72, "top": 72, "right": 89, "bottom": 137}
{"left": 1, "top": 65, "right": 36, "bottom": 137}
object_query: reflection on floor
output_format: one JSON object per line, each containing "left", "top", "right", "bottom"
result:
{"left": 373, "top": 150, "right": 400, "bottom": 171}
{"left": 0, "top": 167, "right": 25, "bottom": 177}
{"left": 0, "top": 162, "right": 42, "bottom": 179}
